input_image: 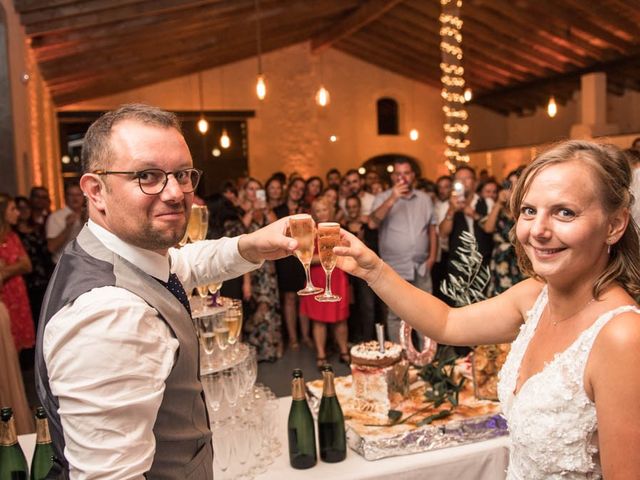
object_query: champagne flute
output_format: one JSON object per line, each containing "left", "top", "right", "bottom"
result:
{"left": 187, "top": 204, "right": 202, "bottom": 242}
{"left": 200, "top": 205, "right": 209, "bottom": 239}
{"left": 289, "top": 214, "right": 323, "bottom": 295}
{"left": 315, "top": 222, "right": 342, "bottom": 302}
{"left": 225, "top": 305, "right": 243, "bottom": 345}
{"left": 208, "top": 281, "right": 223, "bottom": 306}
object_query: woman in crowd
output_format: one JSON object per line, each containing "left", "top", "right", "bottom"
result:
{"left": 300, "top": 196, "right": 350, "bottom": 368}
{"left": 265, "top": 176, "right": 284, "bottom": 210}
{"left": 14, "top": 196, "right": 54, "bottom": 323}
{"left": 335, "top": 140, "right": 640, "bottom": 478}
{"left": 322, "top": 186, "right": 345, "bottom": 224}
{"left": 274, "top": 177, "right": 311, "bottom": 349}
{"left": 304, "top": 176, "right": 324, "bottom": 209}
{"left": 482, "top": 169, "right": 526, "bottom": 295}
{"left": 478, "top": 178, "right": 499, "bottom": 203}
{"left": 240, "top": 179, "right": 282, "bottom": 361}
{"left": 0, "top": 194, "right": 35, "bottom": 353}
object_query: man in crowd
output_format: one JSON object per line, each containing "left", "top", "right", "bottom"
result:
{"left": 35, "top": 104, "right": 297, "bottom": 479}
{"left": 45, "top": 182, "right": 85, "bottom": 264}
{"left": 439, "top": 165, "right": 493, "bottom": 286}
{"left": 369, "top": 159, "right": 438, "bottom": 343}
{"left": 341, "top": 169, "right": 375, "bottom": 219}
{"left": 29, "top": 186, "right": 51, "bottom": 227}
{"left": 432, "top": 175, "right": 453, "bottom": 300}
{"left": 325, "top": 168, "right": 341, "bottom": 190}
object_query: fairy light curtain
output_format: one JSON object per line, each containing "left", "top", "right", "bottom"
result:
{"left": 439, "top": 0, "right": 470, "bottom": 170}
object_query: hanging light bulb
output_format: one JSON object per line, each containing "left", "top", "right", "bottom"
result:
{"left": 315, "top": 85, "right": 330, "bottom": 107}
{"left": 547, "top": 96, "right": 557, "bottom": 118}
{"left": 256, "top": 74, "right": 266, "bottom": 100}
{"left": 197, "top": 116, "right": 209, "bottom": 134}
{"left": 220, "top": 128, "right": 231, "bottom": 149}
{"left": 463, "top": 88, "right": 472, "bottom": 102}
{"left": 409, "top": 128, "right": 419, "bottom": 141}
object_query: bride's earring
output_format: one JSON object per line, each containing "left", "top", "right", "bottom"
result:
{"left": 606, "top": 240, "right": 612, "bottom": 255}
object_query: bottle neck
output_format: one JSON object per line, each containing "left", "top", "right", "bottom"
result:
{"left": 35, "top": 418, "right": 52, "bottom": 444}
{"left": 0, "top": 417, "right": 18, "bottom": 446}
{"left": 322, "top": 371, "right": 336, "bottom": 397}
{"left": 292, "top": 377, "right": 306, "bottom": 400}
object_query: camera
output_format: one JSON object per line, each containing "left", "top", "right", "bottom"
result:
{"left": 453, "top": 181, "right": 465, "bottom": 196}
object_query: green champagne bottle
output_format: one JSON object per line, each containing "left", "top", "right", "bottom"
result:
{"left": 30, "top": 408, "right": 54, "bottom": 480}
{"left": 287, "top": 369, "right": 317, "bottom": 469}
{"left": 318, "top": 365, "right": 346, "bottom": 463}
{"left": 0, "top": 407, "right": 28, "bottom": 480}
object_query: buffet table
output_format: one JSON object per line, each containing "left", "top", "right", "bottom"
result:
{"left": 20, "top": 396, "right": 509, "bottom": 480}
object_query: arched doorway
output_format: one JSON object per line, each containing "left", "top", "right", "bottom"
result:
{"left": 362, "top": 154, "right": 421, "bottom": 187}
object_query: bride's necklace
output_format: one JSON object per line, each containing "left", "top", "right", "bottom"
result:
{"left": 546, "top": 297, "right": 596, "bottom": 326}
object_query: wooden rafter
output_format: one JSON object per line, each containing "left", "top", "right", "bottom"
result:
{"left": 311, "top": 0, "right": 404, "bottom": 53}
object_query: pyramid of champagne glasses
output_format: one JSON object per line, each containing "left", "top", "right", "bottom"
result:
{"left": 192, "top": 295, "right": 280, "bottom": 479}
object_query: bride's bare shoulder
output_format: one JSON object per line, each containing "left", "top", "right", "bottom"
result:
{"left": 500, "top": 278, "right": 546, "bottom": 316}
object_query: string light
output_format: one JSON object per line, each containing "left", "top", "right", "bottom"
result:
{"left": 409, "top": 128, "right": 419, "bottom": 141}
{"left": 440, "top": 0, "right": 470, "bottom": 168}
{"left": 547, "top": 96, "right": 557, "bottom": 118}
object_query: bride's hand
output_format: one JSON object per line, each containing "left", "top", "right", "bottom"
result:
{"left": 334, "top": 229, "right": 384, "bottom": 285}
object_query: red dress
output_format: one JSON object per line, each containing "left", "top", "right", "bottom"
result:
{"left": 300, "top": 249, "right": 350, "bottom": 323}
{"left": 0, "top": 232, "right": 35, "bottom": 351}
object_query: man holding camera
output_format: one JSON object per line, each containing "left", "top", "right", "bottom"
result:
{"left": 439, "top": 165, "right": 494, "bottom": 288}
{"left": 369, "top": 159, "right": 437, "bottom": 343}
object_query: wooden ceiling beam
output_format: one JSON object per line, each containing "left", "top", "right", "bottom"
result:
{"left": 34, "top": 1, "right": 259, "bottom": 63}
{"left": 473, "top": 53, "right": 640, "bottom": 106}
{"left": 365, "top": 16, "right": 503, "bottom": 90}
{"left": 37, "top": 0, "right": 300, "bottom": 77}
{"left": 479, "top": 1, "right": 592, "bottom": 66}
{"left": 14, "top": 0, "right": 84, "bottom": 14}
{"left": 557, "top": 0, "right": 638, "bottom": 42}
{"left": 25, "top": 0, "right": 231, "bottom": 36}
{"left": 21, "top": 0, "right": 146, "bottom": 25}
{"left": 310, "top": 0, "right": 404, "bottom": 53}
{"left": 50, "top": 26, "right": 315, "bottom": 105}
{"left": 403, "top": 3, "right": 563, "bottom": 75}
{"left": 513, "top": 0, "right": 631, "bottom": 53}
{"left": 31, "top": 0, "right": 353, "bottom": 58}
{"left": 44, "top": 11, "right": 332, "bottom": 87}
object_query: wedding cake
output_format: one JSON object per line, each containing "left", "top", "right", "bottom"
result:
{"left": 350, "top": 341, "right": 410, "bottom": 418}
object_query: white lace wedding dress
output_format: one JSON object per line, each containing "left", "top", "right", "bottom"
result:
{"left": 498, "top": 286, "right": 639, "bottom": 479}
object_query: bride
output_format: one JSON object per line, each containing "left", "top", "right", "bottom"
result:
{"left": 335, "top": 140, "right": 640, "bottom": 479}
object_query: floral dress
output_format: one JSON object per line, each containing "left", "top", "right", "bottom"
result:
{"left": 489, "top": 210, "right": 525, "bottom": 295}
{"left": 244, "top": 218, "right": 283, "bottom": 362}
{"left": 0, "top": 232, "right": 35, "bottom": 351}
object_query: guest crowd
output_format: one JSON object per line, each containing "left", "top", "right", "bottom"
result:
{"left": 2, "top": 139, "right": 640, "bottom": 372}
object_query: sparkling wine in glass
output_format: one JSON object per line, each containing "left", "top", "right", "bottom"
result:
{"left": 315, "top": 222, "right": 342, "bottom": 302}
{"left": 289, "top": 214, "right": 323, "bottom": 296}
{"left": 225, "top": 307, "right": 243, "bottom": 345}
{"left": 187, "top": 205, "right": 203, "bottom": 242}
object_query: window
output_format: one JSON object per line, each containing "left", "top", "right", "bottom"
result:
{"left": 377, "top": 97, "right": 399, "bottom": 135}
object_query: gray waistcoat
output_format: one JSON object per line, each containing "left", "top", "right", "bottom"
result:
{"left": 35, "top": 226, "right": 213, "bottom": 479}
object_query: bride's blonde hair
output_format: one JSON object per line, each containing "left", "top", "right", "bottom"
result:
{"left": 509, "top": 140, "right": 640, "bottom": 299}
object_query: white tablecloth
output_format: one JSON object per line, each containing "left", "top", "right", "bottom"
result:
{"left": 19, "top": 397, "right": 510, "bottom": 480}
